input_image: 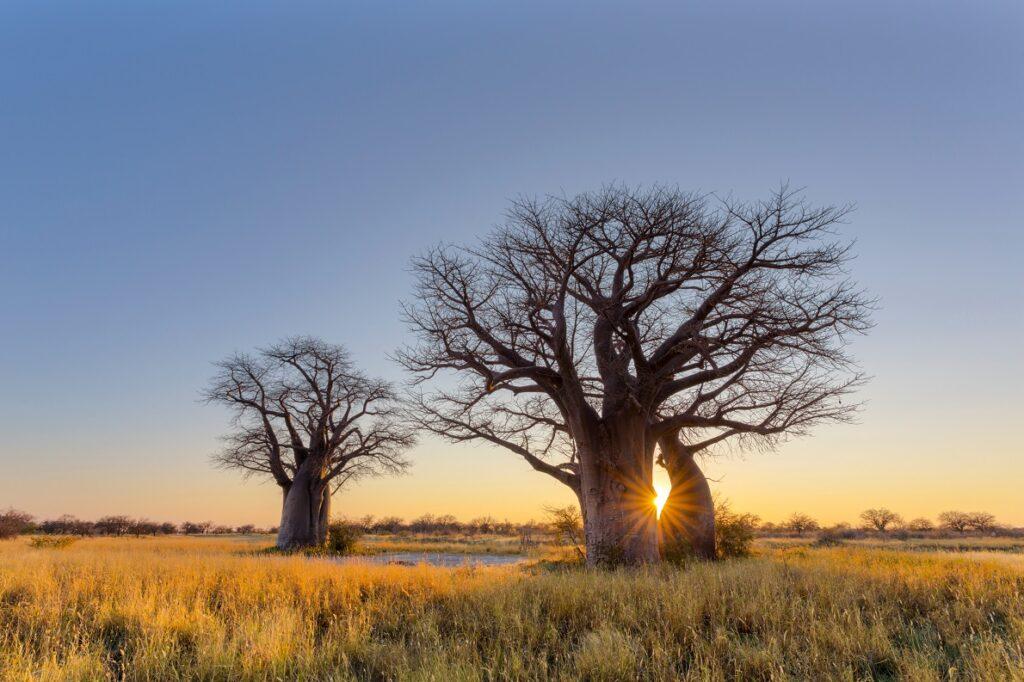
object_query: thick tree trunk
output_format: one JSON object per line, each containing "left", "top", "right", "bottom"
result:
{"left": 276, "top": 460, "right": 322, "bottom": 550}
{"left": 578, "top": 412, "right": 659, "bottom": 567}
{"left": 315, "top": 484, "right": 331, "bottom": 545}
{"left": 659, "top": 437, "right": 715, "bottom": 560}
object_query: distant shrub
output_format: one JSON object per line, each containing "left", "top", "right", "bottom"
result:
{"left": 813, "top": 530, "right": 846, "bottom": 547}
{"left": 715, "top": 502, "right": 759, "bottom": 558}
{"left": 326, "top": 521, "right": 363, "bottom": 554}
{"left": 0, "top": 509, "right": 34, "bottom": 539}
{"left": 907, "top": 518, "right": 934, "bottom": 532}
{"left": 182, "top": 521, "right": 213, "bottom": 535}
{"left": 38, "top": 515, "right": 93, "bottom": 535}
{"left": 818, "top": 524, "right": 863, "bottom": 541}
{"left": 786, "top": 513, "right": 820, "bottom": 536}
{"left": 468, "top": 516, "right": 498, "bottom": 535}
{"left": 94, "top": 515, "right": 133, "bottom": 536}
{"left": 28, "top": 536, "right": 77, "bottom": 549}
{"left": 128, "top": 519, "right": 164, "bottom": 536}
{"left": 371, "top": 516, "right": 403, "bottom": 534}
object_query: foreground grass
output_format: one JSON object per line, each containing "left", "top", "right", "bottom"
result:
{"left": 1, "top": 537, "right": 1022, "bottom": 680}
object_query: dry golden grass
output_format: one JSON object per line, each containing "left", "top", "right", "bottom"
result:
{"left": 1, "top": 536, "right": 1022, "bottom": 680}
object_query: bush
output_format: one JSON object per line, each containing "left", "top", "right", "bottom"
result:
{"left": 786, "top": 513, "right": 821, "bottom": 536}
{"left": 661, "top": 501, "right": 758, "bottom": 562}
{"left": 38, "top": 515, "right": 93, "bottom": 535}
{"left": 0, "top": 509, "right": 34, "bottom": 539}
{"left": 28, "top": 536, "right": 78, "bottom": 549}
{"left": 715, "top": 501, "right": 759, "bottom": 558}
{"left": 907, "top": 517, "right": 934, "bottom": 532}
{"left": 326, "top": 521, "right": 363, "bottom": 554}
{"left": 813, "top": 530, "right": 846, "bottom": 547}
{"left": 181, "top": 521, "right": 212, "bottom": 535}
{"left": 544, "top": 505, "right": 585, "bottom": 562}
{"left": 94, "top": 515, "right": 134, "bottom": 536}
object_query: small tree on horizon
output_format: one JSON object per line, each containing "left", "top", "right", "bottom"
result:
{"left": 939, "top": 511, "right": 982, "bottom": 533}
{"left": 786, "top": 513, "right": 820, "bottom": 536}
{"left": 0, "top": 509, "right": 34, "bottom": 539}
{"left": 906, "top": 517, "right": 934, "bottom": 532}
{"left": 967, "top": 512, "right": 997, "bottom": 533}
{"left": 859, "top": 508, "right": 903, "bottom": 533}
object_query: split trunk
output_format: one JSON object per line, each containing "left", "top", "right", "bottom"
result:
{"left": 577, "top": 411, "right": 660, "bottom": 566}
{"left": 276, "top": 459, "right": 331, "bottom": 550}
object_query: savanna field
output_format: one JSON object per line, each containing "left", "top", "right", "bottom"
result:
{"left": 2, "top": 535, "right": 1023, "bottom": 681}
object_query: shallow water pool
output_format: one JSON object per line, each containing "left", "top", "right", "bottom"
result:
{"left": 337, "top": 552, "right": 527, "bottom": 567}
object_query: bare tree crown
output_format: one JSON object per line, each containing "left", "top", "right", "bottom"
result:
{"left": 398, "top": 186, "right": 872, "bottom": 489}
{"left": 205, "top": 337, "right": 413, "bottom": 490}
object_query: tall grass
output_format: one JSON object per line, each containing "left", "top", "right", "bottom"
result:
{"left": 1, "top": 536, "right": 1022, "bottom": 679}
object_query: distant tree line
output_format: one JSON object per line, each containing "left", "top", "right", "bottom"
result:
{"left": 0, "top": 509, "right": 550, "bottom": 539}
{"left": 1, "top": 507, "right": 1015, "bottom": 541}
{"left": 756, "top": 508, "right": 1010, "bottom": 537}
{"left": 340, "top": 514, "right": 549, "bottom": 536}
{"left": 0, "top": 510, "right": 277, "bottom": 539}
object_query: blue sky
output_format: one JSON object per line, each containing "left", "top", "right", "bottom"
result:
{"left": 1, "top": 1, "right": 1021, "bottom": 524}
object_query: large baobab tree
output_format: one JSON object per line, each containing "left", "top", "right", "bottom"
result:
{"left": 205, "top": 337, "right": 413, "bottom": 550}
{"left": 399, "top": 185, "right": 870, "bottom": 565}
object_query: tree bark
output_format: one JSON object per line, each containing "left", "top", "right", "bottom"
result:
{"left": 659, "top": 437, "right": 716, "bottom": 560}
{"left": 578, "top": 412, "right": 660, "bottom": 567}
{"left": 315, "top": 483, "right": 331, "bottom": 545}
{"left": 276, "top": 460, "right": 322, "bottom": 550}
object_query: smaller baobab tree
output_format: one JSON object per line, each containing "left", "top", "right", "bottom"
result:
{"left": 859, "top": 508, "right": 903, "bottom": 533}
{"left": 205, "top": 337, "right": 414, "bottom": 550}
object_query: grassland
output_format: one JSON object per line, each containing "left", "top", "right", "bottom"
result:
{"left": 1, "top": 535, "right": 1023, "bottom": 680}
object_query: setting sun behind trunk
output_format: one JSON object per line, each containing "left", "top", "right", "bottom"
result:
{"left": 653, "top": 483, "right": 670, "bottom": 518}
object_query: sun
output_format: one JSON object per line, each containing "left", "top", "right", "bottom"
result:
{"left": 653, "top": 482, "right": 670, "bottom": 518}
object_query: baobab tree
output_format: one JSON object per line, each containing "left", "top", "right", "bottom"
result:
{"left": 205, "top": 337, "right": 413, "bottom": 550}
{"left": 399, "top": 185, "right": 871, "bottom": 565}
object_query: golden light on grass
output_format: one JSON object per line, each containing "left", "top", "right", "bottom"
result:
{"left": 2, "top": 535, "right": 1023, "bottom": 678}
{"left": 653, "top": 482, "right": 670, "bottom": 518}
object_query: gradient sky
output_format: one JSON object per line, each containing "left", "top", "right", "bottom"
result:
{"left": 1, "top": 1, "right": 1021, "bottom": 526}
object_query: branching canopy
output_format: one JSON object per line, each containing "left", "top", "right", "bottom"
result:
{"left": 398, "top": 186, "right": 872, "bottom": 488}
{"left": 205, "top": 337, "right": 413, "bottom": 492}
